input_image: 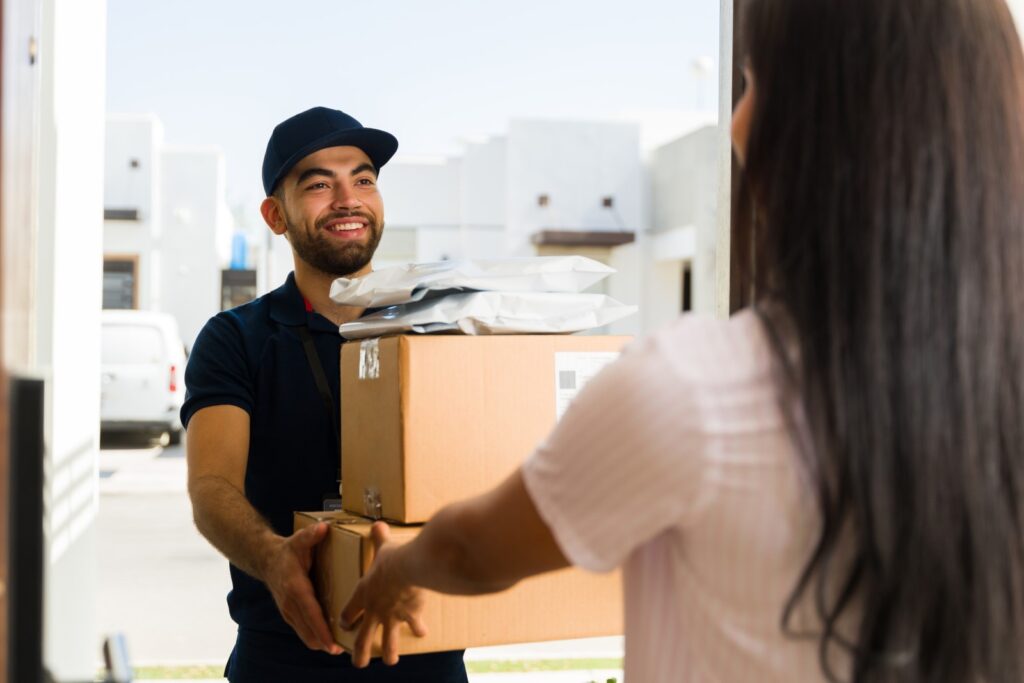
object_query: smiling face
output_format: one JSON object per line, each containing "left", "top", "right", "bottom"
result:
{"left": 261, "top": 145, "right": 385, "bottom": 278}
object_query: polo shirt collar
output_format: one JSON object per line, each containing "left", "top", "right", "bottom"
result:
{"left": 268, "top": 272, "right": 339, "bottom": 333}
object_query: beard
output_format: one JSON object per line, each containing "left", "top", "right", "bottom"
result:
{"left": 285, "top": 209, "right": 384, "bottom": 278}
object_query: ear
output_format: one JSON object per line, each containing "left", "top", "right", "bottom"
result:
{"left": 261, "top": 196, "right": 289, "bottom": 236}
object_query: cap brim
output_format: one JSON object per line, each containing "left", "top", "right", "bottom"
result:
{"left": 269, "top": 127, "right": 399, "bottom": 195}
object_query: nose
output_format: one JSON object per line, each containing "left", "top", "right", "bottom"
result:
{"left": 331, "top": 183, "right": 362, "bottom": 211}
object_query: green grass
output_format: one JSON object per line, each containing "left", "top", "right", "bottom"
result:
{"left": 123, "top": 664, "right": 223, "bottom": 680}
{"left": 122, "top": 658, "right": 623, "bottom": 679}
{"left": 466, "top": 658, "right": 622, "bottom": 673}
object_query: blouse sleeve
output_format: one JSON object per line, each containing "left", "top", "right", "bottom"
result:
{"left": 521, "top": 322, "right": 715, "bottom": 572}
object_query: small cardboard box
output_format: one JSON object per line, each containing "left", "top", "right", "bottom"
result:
{"left": 340, "top": 334, "right": 629, "bottom": 523}
{"left": 295, "top": 511, "right": 623, "bottom": 655}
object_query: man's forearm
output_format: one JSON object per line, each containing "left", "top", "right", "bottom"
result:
{"left": 189, "top": 475, "right": 283, "bottom": 580}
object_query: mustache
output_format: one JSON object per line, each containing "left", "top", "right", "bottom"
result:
{"left": 316, "top": 211, "right": 374, "bottom": 231}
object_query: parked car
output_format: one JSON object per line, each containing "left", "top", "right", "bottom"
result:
{"left": 100, "top": 310, "right": 187, "bottom": 445}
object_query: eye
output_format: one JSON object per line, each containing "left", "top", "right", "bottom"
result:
{"left": 306, "top": 181, "right": 330, "bottom": 191}
{"left": 356, "top": 177, "right": 376, "bottom": 186}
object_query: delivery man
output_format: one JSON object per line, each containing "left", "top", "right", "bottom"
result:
{"left": 181, "top": 106, "right": 468, "bottom": 682}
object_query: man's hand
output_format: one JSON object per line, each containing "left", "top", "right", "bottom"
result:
{"left": 262, "top": 522, "right": 343, "bottom": 655}
{"left": 187, "top": 406, "right": 346, "bottom": 656}
{"left": 340, "top": 522, "right": 428, "bottom": 667}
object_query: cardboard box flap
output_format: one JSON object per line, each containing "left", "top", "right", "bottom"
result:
{"left": 295, "top": 511, "right": 623, "bottom": 656}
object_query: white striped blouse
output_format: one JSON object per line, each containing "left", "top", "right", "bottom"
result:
{"left": 522, "top": 309, "right": 839, "bottom": 682}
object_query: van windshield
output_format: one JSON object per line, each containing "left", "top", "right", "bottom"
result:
{"left": 102, "top": 324, "right": 165, "bottom": 364}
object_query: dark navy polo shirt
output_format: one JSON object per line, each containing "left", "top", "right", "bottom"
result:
{"left": 182, "top": 272, "right": 466, "bottom": 681}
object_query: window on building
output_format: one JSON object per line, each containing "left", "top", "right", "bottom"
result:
{"left": 103, "top": 208, "right": 140, "bottom": 221}
{"left": 103, "top": 257, "right": 138, "bottom": 309}
{"left": 682, "top": 262, "right": 693, "bottom": 312}
{"left": 221, "top": 269, "right": 258, "bottom": 311}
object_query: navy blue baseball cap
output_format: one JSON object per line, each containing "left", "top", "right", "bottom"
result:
{"left": 261, "top": 107, "right": 399, "bottom": 196}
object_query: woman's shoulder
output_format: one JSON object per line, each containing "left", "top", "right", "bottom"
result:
{"left": 629, "top": 308, "right": 774, "bottom": 387}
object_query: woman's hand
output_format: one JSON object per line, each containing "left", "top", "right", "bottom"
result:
{"left": 340, "top": 522, "right": 428, "bottom": 667}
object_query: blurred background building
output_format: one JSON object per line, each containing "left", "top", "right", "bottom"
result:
{"left": 115, "top": 112, "right": 717, "bottom": 343}
{"left": 103, "top": 114, "right": 235, "bottom": 349}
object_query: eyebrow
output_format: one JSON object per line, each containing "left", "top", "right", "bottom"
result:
{"left": 351, "top": 163, "right": 378, "bottom": 178}
{"left": 295, "top": 167, "right": 334, "bottom": 186}
{"left": 294, "top": 163, "right": 378, "bottom": 187}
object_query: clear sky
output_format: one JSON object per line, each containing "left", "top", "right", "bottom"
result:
{"left": 105, "top": 0, "right": 721, "bottom": 228}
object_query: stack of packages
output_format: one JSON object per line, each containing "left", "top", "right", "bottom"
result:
{"left": 294, "top": 256, "right": 633, "bottom": 656}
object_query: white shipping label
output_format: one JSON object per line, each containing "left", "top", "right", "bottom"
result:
{"left": 359, "top": 338, "right": 380, "bottom": 380}
{"left": 554, "top": 351, "right": 620, "bottom": 421}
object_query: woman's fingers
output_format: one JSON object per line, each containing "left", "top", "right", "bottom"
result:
{"left": 352, "top": 614, "right": 379, "bottom": 668}
{"left": 382, "top": 619, "right": 402, "bottom": 666}
{"left": 339, "top": 582, "right": 365, "bottom": 630}
{"left": 405, "top": 611, "right": 428, "bottom": 639}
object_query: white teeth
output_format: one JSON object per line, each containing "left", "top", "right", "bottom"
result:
{"left": 328, "top": 222, "right": 363, "bottom": 232}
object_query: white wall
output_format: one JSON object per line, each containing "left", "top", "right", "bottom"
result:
{"left": 649, "top": 125, "right": 719, "bottom": 316}
{"left": 266, "top": 230, "right": 295, "bottom": 292}
{"left": 457, "top": 137, "right": 508, "bottom": 260}
{"left": 607, "top": 241, "right": 642, "bottom": 336}
{"left": 103, "top": 115, "right": 162, "bottom": 309}
{"left": 35, "top": 0, "right": 106, "bottom": 677}
{"left": 380, "top": 157, "right": 462, "bottom": 263}
{"left": 371, "top": 150, "right": 508, "bottom": 266}
{"left": 383, "top": 157, "right": 460, "bottom": 229}
{"left": 160, "top": 147, "right": 233, "bottom": 347}
{"left": 1010, "top": 0, "right": 1024, "bottom": 38}
{"left": 506, "top": 120, "right": 643, "bottom": 253}
{"left": 103, "top": 119, "right": 234, "bottom": 342}
{"left": 461, "top": 137, "right": 507, "bottom": 232}
{"left": 104, "top": 114, "right": 161, "bottom": 223}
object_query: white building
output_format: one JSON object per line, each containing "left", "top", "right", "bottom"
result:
{"left": 292, "top": 118, "right": 651, "bottom": 337}
{"left": 26, "top": 0, "right": 108, "bottom": 678}
{"left": 647, "top": 125, "right": 719, "bottom": 324}
{"left": 103, "top": 114, "right": 235, "bottom": 348}
{"left": 268, "top": 117, "right": 718, "bottom": 338}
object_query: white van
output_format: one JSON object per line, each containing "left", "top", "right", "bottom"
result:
{"left": 100, "top": 310, "right": 187, "bottom": 445}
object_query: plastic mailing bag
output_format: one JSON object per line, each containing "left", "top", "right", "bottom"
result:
{"left": 329, "top": 256, "right": 614, "bottom": 308}
{"left": 337, "top": 291, "right": 637, "bottom": 339}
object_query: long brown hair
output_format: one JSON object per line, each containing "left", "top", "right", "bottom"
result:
{"left": 738, "top": 0, "right": 1024, "bottom": 680}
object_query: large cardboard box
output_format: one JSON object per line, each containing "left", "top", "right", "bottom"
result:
{"left": 295, "top": 511, "right": 623, "bottom": 655}
{"left": 341, "top": 334, "right": 630, "bottom": 523}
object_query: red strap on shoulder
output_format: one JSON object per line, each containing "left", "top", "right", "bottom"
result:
{"left": 302, "top": 297, "right": 313, "bottom": 313}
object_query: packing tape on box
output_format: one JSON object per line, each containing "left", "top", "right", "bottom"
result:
{"left": 359, "top": 338, "right": 380, "bottom": 380}
{"left": 363, "top": 487, "right": 383, "bottom": 520}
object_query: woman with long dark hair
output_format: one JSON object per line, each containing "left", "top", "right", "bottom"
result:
{"left": 339, "top": 0, "right": 1024, "bottom": 680}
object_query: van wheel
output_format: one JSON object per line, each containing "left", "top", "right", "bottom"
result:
{"left": 168, "top": 428, "right": 183, "bottom": 446}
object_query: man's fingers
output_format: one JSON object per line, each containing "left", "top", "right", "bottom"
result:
{"left": 352, "top": 616, "right": 379, "bottom": 668}
{"left": 297, "top": 587, "right": 341, "bottom": 655}
{"left": 283, "top": 601, "right": 324, "bottom": 652}
{"left": 295, "top": 597, "right": 332, "bottom": 653}
{"left": 294, "top": 521, "right": 329, "bottom": 551}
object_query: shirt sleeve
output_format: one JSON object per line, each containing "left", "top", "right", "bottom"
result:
{"left": 180, "top": 313, "right": 254, "bottom": 428}
{"left": 521, "top": 324, "right": 714, "bottom": 573}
